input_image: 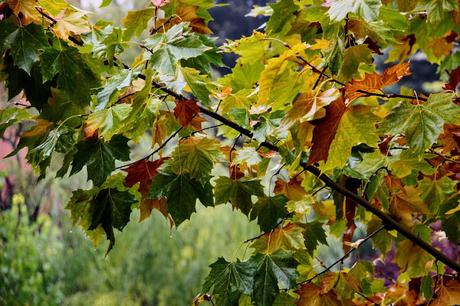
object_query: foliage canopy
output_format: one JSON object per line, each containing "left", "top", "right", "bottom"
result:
{"left": 1, "top": 0, "right": 460, "bottom": 305}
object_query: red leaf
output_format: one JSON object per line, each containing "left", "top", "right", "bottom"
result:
{"left": 122, "top": 159, "right": 164, "bottom": 195}
{"left": 444, "top": 66, "right": 460, "bottom": 91}
{"left": 308, "top": 96, "right": 347, "bottom": 165}
{"left": 174, "top": 99, "right": 200, "bottom": 127}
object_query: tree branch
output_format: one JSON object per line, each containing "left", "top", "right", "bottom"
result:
{"left": 66, "top": 37, "right": 460, "bottom": 273}
{"left": 147, "top": 79, "right": 460, "bottom": 274}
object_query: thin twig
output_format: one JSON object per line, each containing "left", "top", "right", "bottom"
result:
{"left": 115, "top": 126, "right": 183, "bottom": 170}
{"left": 300, "top": 225, "right": 386, "bottom": 284}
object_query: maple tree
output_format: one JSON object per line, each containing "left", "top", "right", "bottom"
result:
{"left": 1, "top": 0, "right": 460, "bottom": 305}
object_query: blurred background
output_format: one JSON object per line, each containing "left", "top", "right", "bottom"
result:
{"left": 0, "top": 0, "right": 441, "bottom": 305}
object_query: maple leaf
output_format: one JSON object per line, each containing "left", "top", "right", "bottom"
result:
{"left": 214, "top": 176, "right": 264, "bottom": 215}
{"left": 6, "top": 0, "right": 41, "bottom": 25}
{"left": 274, "top": 177, "right": 307, "bottom": 201}
{"left": 173, "top": 99, "right": 200, "bottom": 127}
{"left": 296, "top": 283, "right": 342, "bottom": 306}
{"left": 251, "top": 223, "right": 305, "bottom": 254}
{"left": 202, "top": 257, "right": 255, "bottom": 305}
{"left": 308, "top": 96, "right": 347, "bottom": 165}
{"left": 155, "top": 6, "right": 212, "bottom": 34}
{"left": 431, "top": 280, "right": 460, "bottom": 306}
{"left": 123, "top": 159, "right": 170, "bottom": 221}
{"left": 53, "top": 10, "right": 91, "bottom": 40}
{"left": 444, "top": 66, "right": 460, "bottom": 92}
{"left": 251, "top": 251, "right": 298, "bottom": 306}
{"left": 345, "top": 62, "right": 411, "bottom": 101}
{"left": 123, "top": 159, "right": 164, "bottom": 194}
{"left": 250, "top": 195, "right": 288, "bottom": 232}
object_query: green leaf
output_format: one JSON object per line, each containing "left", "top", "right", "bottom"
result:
{"left": 86, "top": 104, "right": 132, "bottom": 141}
{"left": 41, "top": 46, "right": 100, "bottom": 103}
{"left": 303, "top": 222, "right": 328, "bottom": 255}
{"left": 70, "top": 135, "right": 130, "bottom": 186}
{"left": 338, "top": 45, "right": 373, "bottom": 82}
{"left": 149, "top": 172, "right": 213, "bottom": 225}
{"left": 325, "top": 106, "right": 379, "bottom": 170}
{"left": 167, "top": 136, "right": 220, "bottom": 183}
{"left": 100, "top": 0, "right": 112, "bottom": 7}
{"left": 66, "top": 175, "right": 138, "bottom": 254}
{"left": 250, "top": 195, "right": 288, "bottom": 232}
{"left": 419, "top": 176, "right": 456, "bottom": 213}
{"left": 266, "top": 0, "right": 297, "bottom": 34}
{"left": 144, "top": 23, "right": 210, "bottom": 76}
{"left": 251, "top": 251, "right": 298, "bottom": 306}
{"left": 94, "top": 69, "right": 133, "bottom": 110}
{"left": 180, "top": 67, "right": 214, "bottom": 104}
{"left": 0, "top": 107, "right": 33, "bottom": 137}
{"left": 203, "top": 257, "right": 256, "bottom": 306}
{"left": 122, "top": 8, "right": 154, "bottom": 40}
{"left": 3, "top": 24, "right": 48, "bottom": 74}
{"left": 328, "top": 0, "right": 382, "bottom": 22}
{"left": 214, "top": 177, "right": 265, "bottom": 216}
{"left": 380, "top": 93, "right": 460, "bottom": 156}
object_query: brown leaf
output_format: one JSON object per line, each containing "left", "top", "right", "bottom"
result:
{"left": 345, "top": 63, "right": 411, "bottom": 102}
{"left": 174, "top": 99, "right": 200, "bottom": 127}
{"left": 432, "top": 280, "right": 460, "bottom": 306}
{"left": 308, "top": 96, "right": 347, "bottom": 165}
{"left": 296, "top": 283, "right": 343, "bottom": 306}
{"left": 444, "top": 67, "right": 460, "bottom": 92}
{"left": 439, "top": 124, "right": 460, "bottom": 153}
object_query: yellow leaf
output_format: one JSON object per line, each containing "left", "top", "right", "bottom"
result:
{"left": 251, "top": 223, "right": 305, "bottom": 254}
{"left": 257, "top": 43, "right": 307, "bottom": 107}
{"left": 7, "top": 0, "right": 41, "bottom": 25}
{"left": 53, "top": 10, "right": 91, "bottom": 40}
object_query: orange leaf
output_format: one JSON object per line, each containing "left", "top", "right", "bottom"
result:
{"left": 173, "top": 99, "right": 200, "bottom": 127}
{"left": 296, "top": 283, "right": 342, "bottom": 306}
{"left": 274, "top": 177, "right": 307, "bottom": 201}
{"left": 308, "top": 96, "right": 347, "bottom": 165}
{"left": 345, "top": 62, "right": 411, "bottom": 102}
{"left": 432, "top": 280, "right": 460, "bottom": 306}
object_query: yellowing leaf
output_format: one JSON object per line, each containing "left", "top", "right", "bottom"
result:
{"left": 296, "top": 283, "right": 342, "bottom": 306}
{"left": 53, "top": 10, "right": 91, "bottom": 40}
{"left": 251, "top": 223, "right": 305, "bottom": 254}
{"left": 274, "top": 177, "right": 307, "bottom": 201}
{"left": 7, "top": 0, "right": 41, "bottom": 25}
{"left": 22, "top": 119, "right": 52, "bottom": 137}
{"left": 257, "top": 43, "right": 307, "bottom": 108}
